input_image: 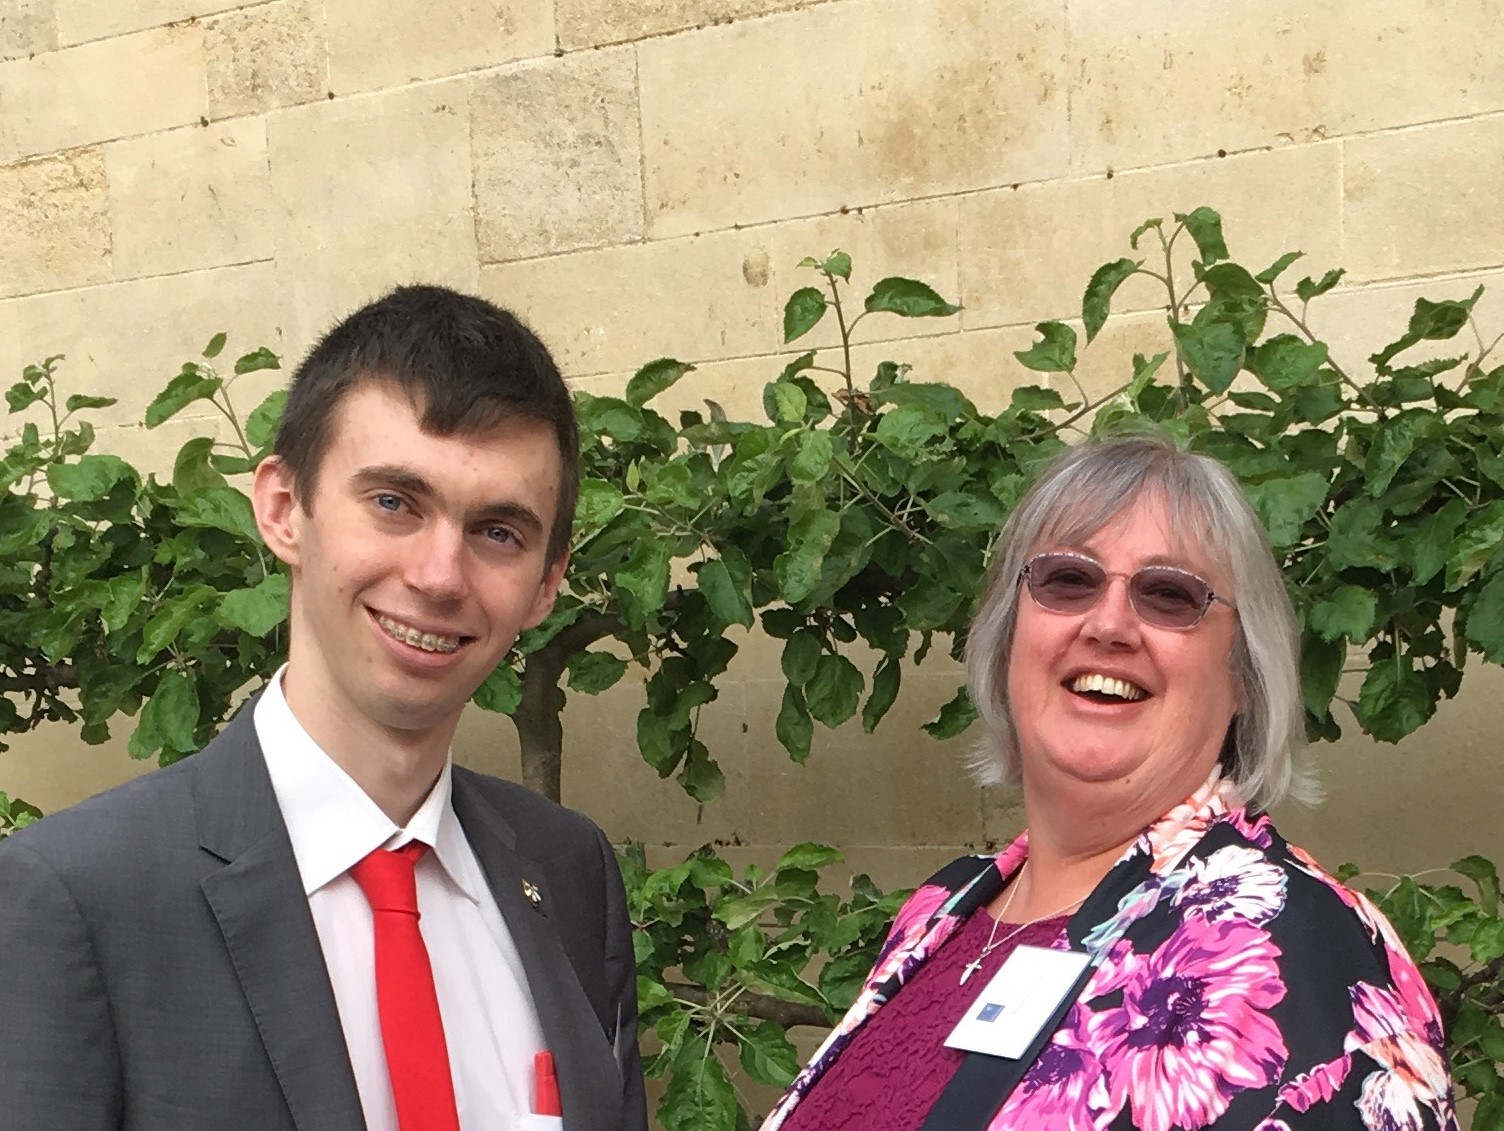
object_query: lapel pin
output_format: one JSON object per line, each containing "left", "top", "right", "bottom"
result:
{"left": 522, "top": 879, "right": 543, "bottom": 909}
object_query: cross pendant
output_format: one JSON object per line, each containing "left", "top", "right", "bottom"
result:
{"left": 959, "top": 958, "right": 982, "bottom": 985}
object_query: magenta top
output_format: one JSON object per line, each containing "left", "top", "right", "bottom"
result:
{"left": 778, "top": 909, "right": 1071, "bottom": 1131}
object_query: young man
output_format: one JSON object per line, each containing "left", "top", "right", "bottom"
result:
{"left": 0, "top": 286, "right": 646, "bottom": 1130}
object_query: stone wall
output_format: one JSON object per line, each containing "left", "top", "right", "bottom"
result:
{"left": 5, "top": 0, "right": 1504, "bottom": 906}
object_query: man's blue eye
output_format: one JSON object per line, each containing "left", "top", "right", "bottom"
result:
{"left": 485, "top": 526, "right": 516, "bottom": 544}
{"left": 375, "top": 494, "right": 402, "bottom": 511}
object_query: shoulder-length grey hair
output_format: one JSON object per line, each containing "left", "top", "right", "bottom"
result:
{"left": 964, "top": 431, "right": 1314, "bottom": 811}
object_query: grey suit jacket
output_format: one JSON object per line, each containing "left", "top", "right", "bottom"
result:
{"left": 0, "top": 707, "right": 646, "bottom": 1131}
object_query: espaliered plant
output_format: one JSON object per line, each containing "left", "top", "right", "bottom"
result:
{"left": 3, "top": 208, "right": 1503, "bottom": 1129}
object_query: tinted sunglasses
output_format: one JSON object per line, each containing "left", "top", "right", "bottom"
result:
{"left": 1019, "top": 552, "right": 1234, "bottom": 630}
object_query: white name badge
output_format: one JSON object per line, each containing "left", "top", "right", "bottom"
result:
{"left": 944, "top": 944, "right": 1092, "bottom": 1059}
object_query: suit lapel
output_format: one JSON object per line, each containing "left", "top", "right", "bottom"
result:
{"left": 192, "top": 712, "right": 366, "bottom": 1131}
{"left": 452, "top": 776, "right": 623, "bottom": 1131}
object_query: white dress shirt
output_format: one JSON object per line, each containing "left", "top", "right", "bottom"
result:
{"left": 255, "top": 669, "right": 548, "bottom": 1130}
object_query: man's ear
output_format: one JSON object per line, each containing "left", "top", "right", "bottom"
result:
{"left": 523, "top": 551, "right": 570, "bottom": 632}
{"left": 252, "top": 456, "right": 304, "bottom": 568}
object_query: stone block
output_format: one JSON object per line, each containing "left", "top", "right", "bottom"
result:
{"left": 472, "top": 49, "right": 643, "bottom": 262}
{"left": 206, "top": 0, "right": 325, "bottom": 120}
{"left": 0, "top": 25, "right": 205, "bottom": 163}
{"left": 106, "top": 118, "right": 273, "bottom": 279}
{"left": 1068, "top": 0, "right": 1504, "bottom": 174}
{"left": 0, "top": 262, "right": 284, "bottom": 423}
{"left": 0, "top": 148, "right": 111, "bottom": 299}
{"left": 55, "top": 0, "right": 250, "bottom": 45}
{"left": 267, "top": 81, "right": 478, "bottom": 357}
{"left": 325, "top": 0, "right": 552, "bottom": 95}
{"left": 639, "top": 0, "right": 1068, "bottom": 237}
{"left": 556, "top": 0, "right": 831, "bottom": 49}
{"left": 0, "top": 722, "right": 150, "bottom": 817}
{"left": 960, "top": 144, "right": 1343, "bottom": 330}
{"left": 1344, "top": 117, "right": 1504, "bottom": 282}
{"left": 0, "top": 0, "right": 56, "bottom": 60}
{"left": 480, "top": 228, "right": 776, "bottom": 379}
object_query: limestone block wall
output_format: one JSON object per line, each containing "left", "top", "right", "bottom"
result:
{"left": 4, "top": 0, "right": 1504, "bottom": 896}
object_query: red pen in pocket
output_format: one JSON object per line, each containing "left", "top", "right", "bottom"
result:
{"left": 533, "top": 1050, "right": 562, "bottom": 1117}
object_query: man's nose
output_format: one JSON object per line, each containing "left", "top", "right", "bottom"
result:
{"left": 405, "top": 523, "right": 467, "bottom": 599}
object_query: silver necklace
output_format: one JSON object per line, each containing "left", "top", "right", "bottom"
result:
{"left": 958, "top": 863, "right": 1086, "bottom": 985}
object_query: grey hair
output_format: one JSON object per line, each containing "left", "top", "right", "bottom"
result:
{"left": 964, "top": 431, "right": 1315, "bottom": 811}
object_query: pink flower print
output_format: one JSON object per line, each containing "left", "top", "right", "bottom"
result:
{"left": 1173, "top": 846, "right": 1287, "bottom": 925}
{"left": 1225, "top": 805, "right": 1275, "bottom": 849}
{"left": 1138, "top": 769, "right": 1232, "bottom": 874}
{"left": 1251, "top": 1121, "right": 1292, "bottom": 1131}
{"left": 1276, "top": 1054, "right": 1352, "bottom": 1112}
{"left": 1347, "top": 983, "right": 1453, "bottom": 1128}
{"left": 1091, "top": 920, "right": 1288, "bottom": 1131}
{"left": 1001, "top": 1005, "right": 1116, "bottom": 1131}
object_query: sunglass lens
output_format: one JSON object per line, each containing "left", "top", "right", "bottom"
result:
{"left": 1030, "top": 556, "right": 1106, "bottom": 611}
{"left": 1131, "top": 570, "right": 1209, "bottom": 628}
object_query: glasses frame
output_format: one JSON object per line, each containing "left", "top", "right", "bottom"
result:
{"left": 1018, "top": 551, "right": 1235, "bottom": 631}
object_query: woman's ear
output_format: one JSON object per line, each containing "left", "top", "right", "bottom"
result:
{"left": 252, "top": 456, "right": 303, "bottom": 568}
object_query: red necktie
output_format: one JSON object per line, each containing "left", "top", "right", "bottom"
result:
{"left": 350, "top": 842, "right": 461, "bottom": 1131}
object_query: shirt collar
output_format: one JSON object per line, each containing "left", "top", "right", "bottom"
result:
{"left": 253, "top": 668, "right": 482, "bottom": 903}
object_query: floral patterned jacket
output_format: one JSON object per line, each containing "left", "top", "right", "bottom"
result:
{"left": 761, "top": 773, "right": 1458, "bottom": 1131}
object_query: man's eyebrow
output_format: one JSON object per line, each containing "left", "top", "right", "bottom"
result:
{"left": 351, "top": 464, "right": 546, "bottom": 534}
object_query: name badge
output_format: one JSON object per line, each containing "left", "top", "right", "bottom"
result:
{"left": 943, "top": 944, "right": 1092, "bottom": 1059}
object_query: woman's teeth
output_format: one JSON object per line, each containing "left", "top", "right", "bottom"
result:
{"left": 1070, "top": 673, "right": 1146, "bottom": 701}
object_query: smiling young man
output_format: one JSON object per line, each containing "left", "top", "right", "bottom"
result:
{"left": 0, "top": 286, "right": 646, "bottom": 1131}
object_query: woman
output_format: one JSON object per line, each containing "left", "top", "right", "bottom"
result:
{"left": 761, "top": 433, "right": 1456, "bottom": 1131}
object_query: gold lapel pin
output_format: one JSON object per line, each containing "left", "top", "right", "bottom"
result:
{"left": 522, "top": 879, "right": 543, "bottom": 908}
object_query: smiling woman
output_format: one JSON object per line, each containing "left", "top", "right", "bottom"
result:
{"left": 761, "top": 432, "right": 1458, "bottom": 1131}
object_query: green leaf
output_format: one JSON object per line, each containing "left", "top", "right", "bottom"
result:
{"left": 63, "top": 394, "right": 118, "bottom": 412}
{"left": 777, "top": 842, "right": 841, "bottom": 871}
{"left": 822, "top": 250, "right": 852, "bottom": 280}
{"left": 217, "top": 572, "right": 290, "bottom": 637}
{"left": 47, "top": 454, "right": 136, "bottom": 501}
{"left": 1171, "top": 318, "right": 1244, "bottom": 394}
{"left": 1295, "top": 268, "right": 1345, "bottom": 304}
{"left": 1081, "top": 258, "right": 1140, "bottom": 344}
{"left": 1200, "top": 262, "right": 1263, "bottom": 303}
{"left": 737, "top": 1020, "right": 800, "bottom": 1088}
{"left": 1301, "top": 635, "right": 1344, "bottom": 720}
{"left": 1255, "top": 251, "right": 1304, "bottom": 285}
{"left": 146, "top": 365, "right": 221, "bottom": 428}
{"left": 873, "top": 404, "right": 948, "bottom": 459}
{"left": 781, "top": 630, "right": 823, "bottom": 686}
{"left": 568, "top": 650, "right": 629, "bottom": 694}
{"left": 202, "top": 332, "right": 228, "bottom": 359}
{"left": 1248, "top": 334, "right": 1328, "bottom": 391}
{"left": 1409, "top": 498, "right": 1468, "bottom": 586}
{"left": 1465, "top": 571, "right": 1504, "bottom": 663}
{"left": 1365, "top": 409, "right": 1443, "bottom": 496}
{"left": 661, "top": 1036, "right": 738, "bottom": 1131}
{"left": 616, "top": 538, "right": 672, "bottom": 621}
{"left": 805, "top": 653, "right": 864, "bottom": 727}
{"left": 1128, "top": 217, "right": 1163, "bottom": 249}
{"left": 128, "top": 669, "right": 199, "bottom": 759}
{"left": 5, "top": 381, "right": 46, "bottom": 413}
{"left": 173, "top": 486, "right": 260, "bottom": 544}
{"left": 245, "top": 389, "right": 288, "bottom": 450}
{"left": 923, "top": 489, "right": 1005, "bottom": 531}
{"left": 1175, "top": 207, "right": 1228, "bottom": 265}
{"left": 1358, "top": 658, "right": 1435, "bottom": 743}
{"left": 789, "top": 429, "right": 833, "bottom": 486}
{"left": 136, "top": 585, "right": 218, "bottom": 663}
{"left": 1447, "top": 501, "right": 1504, "bottom": 588}
{"left": 233, "top": 347, "right": 281, "bottom": 376}
{"left": 1014, "top": 322, "right": 1078, "bottom": 373}
{"left": 1310, "top": 586, "right": 1378, "bottom": 643}
{"left": 677, "top": 742, "right": 725, "bottom": 803}
{"left": 574, "top": 478, "right": 625, "bottom": 535}
{"left": 1128, "top": 352, "right": 1170, "bottom": 401}
{"left": 472, "top": 664, "right": 522, "bottom": 714}
{"left": 783, "top": 287, "right": 828, "bottom": 343}
{"left": 764, "top": 380, "right": 808, "bottom": 426}
{"left": 923, "top": 686, "right": 977, "bottom": 739}
{"left": 864, "top": 276, "right": 960, "bottom": 319}
{"left": 776, "top": 685, "right": 813, "bottom": 762}
{"left": 172, "top": 435, "right": 228, "bottom": 494}
{"left": 1454, "top": 855, "right": 1501, "bottom": 917}
{"left": 1244, "top": 473, "right": 1328, "bottom": 547}
{"left": 626, "top": 358, "right": 694, "bottom": 408}
{"left": 774, "top": 509, "right": 840, "bottom": 604}
{"left": 696, "top": 557, "right": 754, "bottom": 628}
{"left": 97, "top": 569, "right": 148, "bottom": 632}
{"left": 862, "top": 654, "right": 901, "bottom": 732}
{"left": 1008, "top": 386, "right": 1067, "bottom": 413}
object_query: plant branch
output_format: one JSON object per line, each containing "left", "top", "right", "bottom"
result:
{"left": 665, "top": 981, "right": 830, "bottom": 1029}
